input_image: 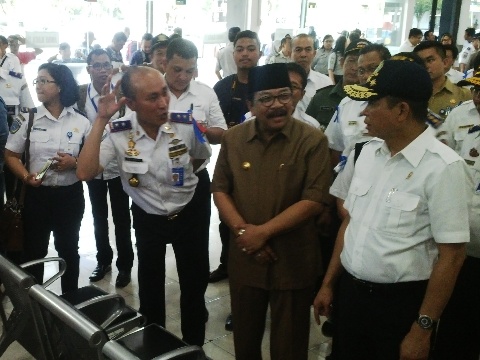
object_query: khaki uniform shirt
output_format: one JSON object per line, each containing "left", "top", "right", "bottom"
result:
{"left": 429, "top": 77, "right": 471, "bottom": 121}
{"left": 212, "top": 118, "right": 331, "bottom": 290}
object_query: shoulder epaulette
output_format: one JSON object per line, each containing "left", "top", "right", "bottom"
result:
{"left": 170, "top": 111, "right": 192, "bottom": 124}
{"left": 73, "top": 108, "right": 87, "bottom": 118}
{"left": 109, "top": 119, "right": 132, "bottom": 132}
{"left": 315, "top": 84, "right": 334, "bottom": 94}
{"left": 468, "top": 125, "right": 480, "bottom": 134}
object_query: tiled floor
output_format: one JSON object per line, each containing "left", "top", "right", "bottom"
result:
{"left": 0, "top": 149, "right": 331, "bottom": 360}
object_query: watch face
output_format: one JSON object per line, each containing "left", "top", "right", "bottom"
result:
{"left": 418, "top": 315, "right": 433, "bottom": 329}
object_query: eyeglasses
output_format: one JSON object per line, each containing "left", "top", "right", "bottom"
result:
{"left": 33, "top": 78, "right": 56, "bottom": 86}
{"left": 255, "top": 92, "right": 292, "bottom": 107}
{"left": 88, "top": 63, "right": 113, "bottom": 71}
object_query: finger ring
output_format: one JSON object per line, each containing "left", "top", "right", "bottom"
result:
{"left": 242, "top": 247, "right": 247, "bottom": 252}
{"left": 237, "top": 229, "right": 245, "bottom": 236}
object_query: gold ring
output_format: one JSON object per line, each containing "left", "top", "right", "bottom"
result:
{"left": 242, "top": 247, "right": 247, "bottom": 252}
{"left": 237, "top": 229, "right": 245, "bottom": 236}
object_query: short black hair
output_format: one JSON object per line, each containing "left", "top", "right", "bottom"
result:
{"left": 408, "top": 28, "right": 423, "bottom": 38}
{"left": 86, "top": 48, "right": 110, "bottom": 65}
{"left": 112, "top": 32, "right": 128, "bottom": 43}
{"left": 359, "top": 44, "right": 391, "bottom": 61}
{"left": 466, "top": 27, "right": 476, "bottom": 37}
{"left": 38, "top": 63, "right": 79, "bottom": 107}
{"left": 142, "top": 33, "right": 153, "bottom": 41}
{"left": 286, "top": 62, "right": 307, "bottom": 90}
{"left": 234, "top": 30, "right": 261, "bottom": 48}
{"left": 413, "top": 40, "right": 446, "bottom": 59}
{"left": 166, "top": 38, "right": 198, "bottom": 61}
{"left": 424, "top": 30, "right": 433, "bottom": 39}
{"left": 121, "top": 66, "right": 142, "bottom": 100}
{"left": 386, "top": 96, "right": 428, "bottom": 123}
{"left": 0, "top": 35, "right": 7, "bottom": 45}
{"left": 443, "top": 44, "right": 459, "bottom": 60}
{"left": 228, "top": 27, "right": 241, "bottom": 42}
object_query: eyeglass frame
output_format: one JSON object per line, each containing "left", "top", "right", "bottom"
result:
{"left": 254, "top": 91, "right": 293, "bottom": 107}
{"left": 88, "top": 62, "right": 114, "bottom": 71}
{"left": 33, "top": 78, "right": 57, "bottom": 86}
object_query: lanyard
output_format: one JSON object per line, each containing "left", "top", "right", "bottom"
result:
{"left": 88, "top": 83, "right": 114, "bottom": 113}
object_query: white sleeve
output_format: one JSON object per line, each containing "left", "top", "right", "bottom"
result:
{"left": 330, "top": 149, "right": 355, "bottom": 200}
{"left": 206, "top": 89, "right": 228, "bottom": 130}
{"left": 325, "top": 108, "right": 345, "bottom": 151}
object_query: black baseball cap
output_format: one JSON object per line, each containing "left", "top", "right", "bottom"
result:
{"left": 344, "top": 60, "right": 432, "bottom": 102}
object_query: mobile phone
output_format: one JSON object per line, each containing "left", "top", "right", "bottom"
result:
{"left": 35, "top": 159, "right": 54, "bottom": 181}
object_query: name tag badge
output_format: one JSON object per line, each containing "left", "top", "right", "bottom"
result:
{"left": 171, "top": 167, "right": 184, "bottom": 186}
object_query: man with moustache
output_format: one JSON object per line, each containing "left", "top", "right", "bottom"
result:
{"left": 212, "top": 63, "right": 331, "bottom": 360}
{"left": 77, "top": 66, "right": 212, "bottom": 346}
{"left": 76, "top": 48, "right": 133, "bottom": 288}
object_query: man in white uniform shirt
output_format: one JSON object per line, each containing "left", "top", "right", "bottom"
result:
{"left": 313, "top": 60, "right": 471, "bottom": 360}
{"left": 76, "top": 48, "right": 134, "bottom": 288}
{"left": 397, "top": 28, "right": 422, "bottom": 53}
{"left": 290, "top": 33, "right": 332, "bottom": 113}
{"left": 77, "top": 66, "right": 212, "bottom": 347}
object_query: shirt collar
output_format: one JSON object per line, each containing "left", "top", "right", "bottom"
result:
{"left": 36, "top": 104, "right": 76, "bottom": 121}
{"left": 436, "top": 76, "right": 456, "bottom": 95}
{"left": 377, "top": 128, "right": 433, "bottom": 168}
{"left": 331, "top": 81, "right": 346, "bottom": 97}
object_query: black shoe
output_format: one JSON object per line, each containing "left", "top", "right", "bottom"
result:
{"left": 115, "top": 270, "right": 131, "bottom": 288}
{"left": 89, "top": 264, "right": 112, "bottom": 282}
{"left": 208, "top": 264, "right": 228, "bottom": 283}
{"left": 225, "top": 313, "right": 233, "bottom": 331}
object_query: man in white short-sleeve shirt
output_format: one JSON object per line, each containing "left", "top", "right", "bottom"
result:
{"left": 313, "top": 60, "right": 471, "bottom": 360}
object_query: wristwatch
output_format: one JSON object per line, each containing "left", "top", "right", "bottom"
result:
{"left": 417, "top": 314, "right": 438, "bottom": 330}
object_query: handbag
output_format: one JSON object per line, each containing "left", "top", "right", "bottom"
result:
{"left": 0, "top": 109, "right": 34, "bottom": 253}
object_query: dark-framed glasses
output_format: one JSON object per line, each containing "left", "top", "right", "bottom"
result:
{"left": 89, "top": 62, "right": 113, "bottom": 71}
{"left": 255, "top": 92, "right": 292, "bottom": 107}
{"left": 33, "top": 78, "right": 56, "bottom": 86}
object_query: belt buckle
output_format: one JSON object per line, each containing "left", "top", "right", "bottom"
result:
{"left": 168, "top": 214, "right": 178, "bottom": 221}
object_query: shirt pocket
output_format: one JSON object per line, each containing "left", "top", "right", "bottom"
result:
{"left": 384, "top": 191, "right": 420, "bottom": 235}
{"left": 68, "top": 134, "right": 83, "bottom": 156}
{"left": 29, "top": 131, "right": 50, "bottom": 154}
{"left": 345, "top": 177, "right": 371, "bottom": 216}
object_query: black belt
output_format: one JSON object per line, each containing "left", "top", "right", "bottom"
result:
{"left": 345, "top": 271, "right": 428, "bottom": 295}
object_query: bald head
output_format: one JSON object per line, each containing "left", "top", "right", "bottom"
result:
{"left": 121, "top": 66, "right": 165, "bottom": 100}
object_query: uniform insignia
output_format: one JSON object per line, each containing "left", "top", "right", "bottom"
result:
{"left": 126, "top": 132, "right": 140, "bottom": 156}
{"left": 348, "top": 121, "right": 357, "bottom": 126}
{"left": 170, "top": 111, "right": 192, "bottom": 124}
{"left": 406, "top": 172, "right": 413, "bottom": 180}
{"left": 5, "top": 83, "right": 11, "bottom": 88}
{"left": 170, "top": 139, "right": 181, "bottom": 145}
{"left": 9, "top": 114, "right": 24, "bottom": 134}
{"left": 459, "top": 124, "right": 474, "bottom": 129}
{"left": 470, "top": 148, "right": 479, "bottom": 157}
{"left": 169, "top": 143, "right": 188, "bottom": 158}
{"left": 109, "top": 120, "right": 132, "bottom": 132}
{"left": 465, "top": 159, "right": 475, "bottom": 166}
{"left": 242, "top": 162, "right": 251, "bottom": 170}
{"left": 468, "top": 125, "right": 480, "bottom": 134}
{"left": 450, "top": 99, "right": 457, "bottom": 104}
{"left": 8, "top": 70, "right": 22, "bottom": 79}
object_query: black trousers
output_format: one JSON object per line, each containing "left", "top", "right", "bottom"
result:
{"left": 218, "top": 220, "right": 230, "bottom": 267}
{"left": 336, "top": 272, "right": 428, "bottom": 360}
{"left": 23, "top": 182, "right": 85, "bottom": 293}
{"left": 132, "top": 169, "right": 210, "bottom": 346}
{"left": 86, "top": 177, "right": 133, "bottom": 271}
{"left": 432, "top": 256, "right": 480, "bottom": 360}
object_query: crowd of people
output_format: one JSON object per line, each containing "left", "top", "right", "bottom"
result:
{"left": 0, "top": 23, "right": 479, "bottom": 360}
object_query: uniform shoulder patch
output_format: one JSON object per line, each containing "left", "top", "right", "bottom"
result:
{"left": 9, "top": 113, "right": 25, "bottom": 134}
